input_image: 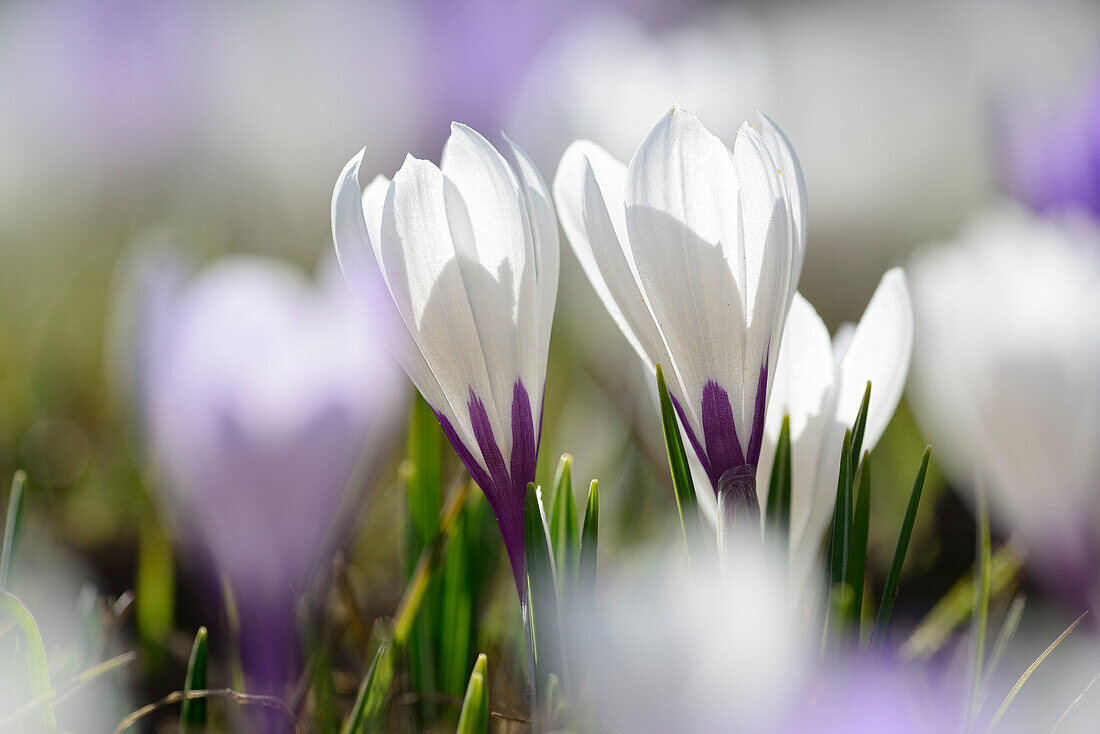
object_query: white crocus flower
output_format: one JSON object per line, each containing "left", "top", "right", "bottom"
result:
{"left": 909, "top": 207, "right": 1100, "bottom": 594}
{"left": 757, "top": 268, "right": 913, "bottom": 597}
{"left": 332, "top": 123, "right": 558, "bottom": 596}
{"left": 554, "top": 106, "right": 806, "bottom": 522}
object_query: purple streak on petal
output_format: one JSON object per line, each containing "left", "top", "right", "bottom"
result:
{"left": 433, "top": 408, "right": 493, "bottom": 493}
{"left": 700, "top": 381, "right": 746, "bottom": 490}
{"left": 468, "top": 388, "right": 528, "bottom": 596}
{"left": 745, "top": 352, "right": 770, "bottom": 468}
{"left": 671, "top": 394, "right": 714, "bottom": 491}
{"left": 510, "top": 379, "right": 538, "bottom": 498}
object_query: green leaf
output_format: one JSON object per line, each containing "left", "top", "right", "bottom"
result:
{"left": 849, "top": 381, "right": 872, "bottom": 467}
{"left": 655, "top": 364, "right": 701, "bottom": 557}
{"left": 0, "top": 590, "right": 57, "bottom": 731}
{"left": 988, "top": 611, "right": 1087, "bottom": 731}
{"left": 137, "top": 510, "right": 175, "bottom": 663}
{"left": 828, "top": 429, "right": 854, "bottom": 588}
{"left": 578, "top": 480, "right": 599, "bottom": 607}
{"left": 899, "top": 542, "right": 1023, "bottom": 662}
{"left": 455, "top": 654, "right": 488, "bottom": 734}
{"left": 848, "top": 452, "right": 872, "bottom": 630}
{"left": 764, "top": 416, "right": 792, "bottom": 548}
{"left": 549, "top": 454, "right": 580, "bottom": 598}
{"left": 439, "top": 502, "right": 473, "bottom": 697}
{"left": 404, "top": 394, "right": 444, "bottom": 722}
{"left": 180, "top": 627, "right": 208, "bottom": 732}
{"left": 1, "top": 471, "right": 27, "bottom": 590}
{"left": 872, "top": 447, "right": 931, "bottom": 644}
{"left": 342, "top": 629, "right": 395, "bottom": 734}
{"left": 524, "top": 482, "right": 567, "bottom": 704}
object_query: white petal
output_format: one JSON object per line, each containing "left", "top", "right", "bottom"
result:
{"left": 331, "top": 152, "right": 449, "bottom": 422}
{"left": 380, "top": 154, "right": 500, "bottom": 461}
{"left": 756, "top": 293, "right": 835, "bottom": 543}
{"left": 756, "top": 111, "right": 807, "bottom": 305}
{"left": 554, "top": 140, "right": 648, "bottom": 357}
{"left": 580, "top": 159, "right": 676, "bottom": 376}
{"left": 503, "top": 133, "right": 560, "bottom": 406}
{"left": 361, "top": 173, "right": 390, "bottom": 271}
{"left": 624, "top": 106, "right": 746, "bottom": 439}
{"left": 835, "top": 267, "right": 914, "bottom": 450}
{"left": 441, "top": 124, "right": 535, "bottom": 439}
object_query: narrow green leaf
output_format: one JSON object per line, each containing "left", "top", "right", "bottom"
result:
{"left": 849, "top": 452, "right": 872, "bottom": 628}
{"left": 404, "top": 394, "right": 443, "bottom": 722}
{"left": 1, "top": 471, "right": 27, "bottom": 590}
{"left": 873, "top": 447, "right": 931, "bottom": 644}
{"left": 578, "top": 480, "right": 599, "bottom": 607}
{"left": 900, "top": 541, "right": 1024, "bottom": 662}
{"left": 966, "top": 478, "right": 993, "bottom": 725}
{"left": 180, "top": 627, "right": 208, "bottom": 732}
{"left": 764, "top": 416, "right": 792, "bottom": 548}
{"left": 655, "top": 364, "right": 701, "bottom": 556}
{"left": 549, "top": 454, "right": 579, "bottom": 597}
{"left": 525, "top": 482, "right": 567, "bottom": 702}
{"left": 828, "top": 429, "right": 854, "bottom": 588}
{"left": 310, "top": 646, "right": 340, "bottom": 734}
{"left": 341, "top": 630, "right": 395, "bottom": 734}
{"left": 456, "top": 654, "right": 488, "bottom": 734}
{"left": 987, "top": 611, "right": 1088, "bottom": 731}
{"left": 849, "top": 381, "right": 872, "bottom": 467}
{"left": 0, "top": 590, "right": 57, "bottom": 731}
{"left": 438, "top": 506, "right": 473, "bottom": 698}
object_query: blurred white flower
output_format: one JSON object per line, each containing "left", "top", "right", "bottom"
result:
{"left": 757, "top": 269, "right": 913, "bottom": 598}
{"left": 554, "top": 107, "right": 805, "bottom": 523}
{"left": 506, "top": 8, "right": 770, "bottom": 173}
{"left": 332, "top": 124, "right": 559, "bottom": 596}
{"left": 908, "top": 207, "right": 1100, "bottom": 591}
{"left": 565, "top": 536, "right": 807, "bottom": 734}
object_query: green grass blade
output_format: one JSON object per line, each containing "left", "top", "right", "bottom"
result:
{"left": 456, "top": 654, "right": 488, "bottom": 734}
{"left": 341, "top": 631, "right": 394, "bottom": 734}
{"left": 764, "top": 416, "right": 792, "bottom": 548}
{"left": 525, "top": 483, "right": 567, "bottom": 702}
{"left": 404, "top": 395, "right": 443, "bottom": 721}
{"left": 987, "top": 611, "right": 1088, "bottom": 732}
{"left": 549, "top": 454, "right": 579, "bottom": 598}
{"left": 579, "top": 480, "right": 599, "bottom": 607}
{"left": 438, "top": 505, "right": 472, "bottom": 699}
{"left": 849, "top": 452, "right": 872, "bottom": 629}
{"left": 849, "top": 381, "right": 872, "bottom": 467}
{"left": 966, "top": 478, "right": 993, "bottom": 725}
{"left": 180, "top": 627, "right": 208, "bottom": 732}
{"left": 0, "top": 590, "right": 57, "bottom": 731}
{"left": 655, "top": 364, "right": 701, "bottom": 556}
{"left": 978, "top": 595, "right": 1026, "bottom": 711}
{"left": 900, "top": 541, "right": 1024, "bottom": 662}
{"left": 1, "top": 471, "right": 27, "bottom": 590}
{"left": 828, "top": 429, "right": 854, "bottom": 588}
{"left": 872, "top": 447, "right": 931, "bottom": 644}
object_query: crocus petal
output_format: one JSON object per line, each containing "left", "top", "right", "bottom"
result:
{"left": 503, "top": 133, "right": 559, "bottom": 402}
{"left": 554, "top": 140, "right": 648, "bottom": 358}
{"left": 756, "top": 110, "right": 808, "bottom": 306}
{"left": 361, "top": 173, "right": 390, "bottom": 268}
{"left": 379, "top": 154, "right": 500, "bottom": 464}
{"left": 624, "top": 106, "right": 746, "bottom": 448}
{"left": 757, "top": 292, "right": 835, "bottom": 533}
{"left": 834, "top": 267, "right": 914, "bottom": 449}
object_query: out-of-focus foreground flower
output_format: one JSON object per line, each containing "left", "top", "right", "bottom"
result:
{"left": 554, "top": 106, "right": 805, "bottom": 522}
{"left": 124, "top": 250, "right": 405, "bottom": 700}
{"left": 909, "top": 207, "right": 1100, "bottom": 602}
{"left": 759, "top": 268, "right": 913, "bottom": 598}
{"left": 333, "top": 123, "right": 559, "bottom": 597}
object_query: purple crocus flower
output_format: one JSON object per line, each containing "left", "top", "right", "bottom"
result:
{"left": 1003, "top": 72, "right": 1100, "bottom": 218}
{"left": 332, "top": 124, "right": 559, "bottom": 597}
{"left": 553, "top": 107, "right": 806, "bottom": 524}
{"left": 131, "top": 251, "right": 405, "bottom": 705}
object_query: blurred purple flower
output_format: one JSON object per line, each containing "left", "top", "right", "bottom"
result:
{"left": 1003, "top": 72, "right": 1100, "bottom": 218}
{"left": 124, "top": 249, "right": 405, "bottom": 704}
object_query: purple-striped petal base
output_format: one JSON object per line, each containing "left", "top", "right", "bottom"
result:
{"left": 434, "top": 378, "right": 538, "bottom": 597}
